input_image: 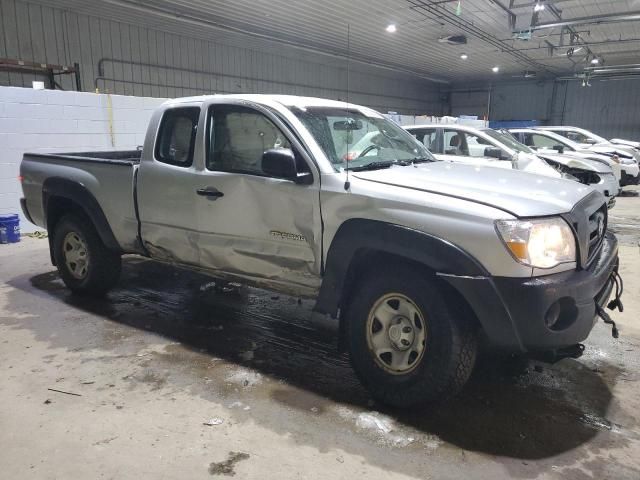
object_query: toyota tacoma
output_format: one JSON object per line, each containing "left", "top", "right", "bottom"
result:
{"left": 20, "top": 95, "right": 623, "bottom": 407}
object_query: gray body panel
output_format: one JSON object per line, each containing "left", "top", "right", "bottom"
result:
{"left": 20, "top": 154, "right": 140, "bottom": 252}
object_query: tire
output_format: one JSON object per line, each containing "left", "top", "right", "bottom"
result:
{"left": 52, "top": 213, "right": 121, "bottom": 296}
{"left": 345, "top": 263, "right": 477, "bottom": 407}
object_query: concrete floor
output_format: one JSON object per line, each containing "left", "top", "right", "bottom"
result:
{"left": 1, "top": 188, "right": 639, "bottom": 480}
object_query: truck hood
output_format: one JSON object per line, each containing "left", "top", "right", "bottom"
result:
{"left": 536, "top": 152, "right": 606, "bottom": 173}
{"left": 610, "top": 138, "right": 640, "bottom": 149}
{"left": 590, "top": 144, "right": 640, "bottom": 162}
{"left": 353, "top": 162, "right": 596, "bottom": 218}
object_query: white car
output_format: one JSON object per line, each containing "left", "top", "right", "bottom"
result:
{"left": 610, "top": 138, "right": 640, "bottom": 150}
{"left": 405, "top": 124, "right": 619, "bottom": 206}
{"left": 508, "top": 128, "right": 623, "bottom": 183}
{"left": 536, "top": 126, "right": 640, "bottom": 186}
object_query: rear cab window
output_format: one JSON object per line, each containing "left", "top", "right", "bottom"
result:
{"left": 154, "top": 107, "right": 201, "bottom": 167}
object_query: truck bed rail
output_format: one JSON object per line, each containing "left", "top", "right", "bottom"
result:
{"left": 24, "top": 150, "right": 141, "bottom": 166}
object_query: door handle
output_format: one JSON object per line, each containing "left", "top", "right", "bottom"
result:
{"left": 196, "top": 187, "right": 224, "bottom": 200}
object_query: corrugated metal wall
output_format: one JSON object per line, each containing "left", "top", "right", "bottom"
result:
{"left": 0, "top": 0, "right": 443, "bottom": 115}
{"left": 451, "top": 78, "right": 640, "bottom": 139}
{"left": 562, "top": 79, "right": 640, "bottom": 139}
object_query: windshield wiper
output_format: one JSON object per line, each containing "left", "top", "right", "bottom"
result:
{"left": 345, "top": 161, "right": 395, "bottom": 171}
{"left": 410, "top": 156, "right": 436, "bottom": 164}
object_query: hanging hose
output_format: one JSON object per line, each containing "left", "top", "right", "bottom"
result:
{"left": 597, "top": 269, "right": 624, "bottom": 338}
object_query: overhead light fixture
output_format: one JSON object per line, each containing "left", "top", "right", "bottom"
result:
{"left": 534, "top": 2, "right": 545, "bottom": 12}
{"left": 492, "top": 66, "right": 500, "bottom": 73}
{"left": 386, "top": 24, "right": 397, "bottom": 33}
{"left": 460, "top": 53, "right": 468, "bottom": 60}
{"left": 591, "top": 57, "right": 600, "bottom": 64}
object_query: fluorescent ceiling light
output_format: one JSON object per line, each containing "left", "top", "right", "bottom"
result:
{"left": 591, "top": 57, "right": 600, "bottom": 64}
{"left": 386, "top": 24, "right": 397, "bottom": 33}
{"left": 460, "top": 53, "right": 468, "bottom": 60}
{"left": 534, "top": 2, "right": 545, "bottom": 12}
{"left": 492, "top": 66, "right": 500, "bottom": 73}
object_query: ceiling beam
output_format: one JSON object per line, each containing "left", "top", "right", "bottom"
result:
{"left": 528, "top": 11, "right": 640, "bottom": 31}
{"left": 487, "top": 0, "right": 517, "bottom": 29}
{"left": 408, "top": 0, "right": 554, "bottom": 73}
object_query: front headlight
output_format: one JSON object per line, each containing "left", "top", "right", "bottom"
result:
{"left": 495, "top": 217, "right": 576, "bottom": 268}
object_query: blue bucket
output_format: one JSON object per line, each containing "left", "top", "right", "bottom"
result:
{"left": 0, "top": 214, "right": 20, "bottom": 244}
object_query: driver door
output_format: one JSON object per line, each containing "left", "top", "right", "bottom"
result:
{"left": 193, "top": 101, "right": 323, "bottom": 294}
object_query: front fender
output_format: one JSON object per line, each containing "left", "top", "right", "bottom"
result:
{"left": 313, "top": 218, "right": 488, "bottom": 316}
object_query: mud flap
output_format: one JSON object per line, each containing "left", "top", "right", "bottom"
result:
{"left": 596, "top": 269, "right": 624, "bottom": 339}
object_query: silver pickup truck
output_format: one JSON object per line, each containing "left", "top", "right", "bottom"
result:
{"left": 20, "top": 94, "right": 623, "bottom": 407}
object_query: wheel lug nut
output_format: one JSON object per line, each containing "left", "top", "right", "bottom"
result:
{"left": 401, "top": 339, "right": 410, "bottom": 346}
{"left": 402, "top": 326, "right": 412, "bottom": 333}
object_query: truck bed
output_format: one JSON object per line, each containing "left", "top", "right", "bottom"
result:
{"left": 25, "top": 149, "right": 142, "bottom": 165}
{"left": 20, "top": 150, "right": 142, "bottom": 252}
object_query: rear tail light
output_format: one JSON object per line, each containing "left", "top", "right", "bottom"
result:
{"left": 18, "top": 175, "right": 24, "bottom": 183}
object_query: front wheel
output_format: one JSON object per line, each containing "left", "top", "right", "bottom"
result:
{"left": 345, "top": 264, "right": 477, "bottom": 407}
{"left": 52, "top": 213, "right": 121, "bottom": 296}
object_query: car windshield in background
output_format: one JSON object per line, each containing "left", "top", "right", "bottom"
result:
{"left": 292, "top": 107, "right": 435, "bottom": 171}
{"left": 483, "top": 128, "right": 533, "bottom": 154}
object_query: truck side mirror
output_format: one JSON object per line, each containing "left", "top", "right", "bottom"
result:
{"left": 484, "top": 147, "right": 510, "bottom": 160}
{"left": 262, "top": 149, "right": 312, "bottom": 184}
{"left": 553, "top": 145, "right": 565, "bottom": 154}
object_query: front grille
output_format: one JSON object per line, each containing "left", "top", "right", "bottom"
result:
{"left": 566, "top": 192, "right": 608, "bottom": 269}
{"left": 587, "top": 205, "right": 607, "bottom": 262}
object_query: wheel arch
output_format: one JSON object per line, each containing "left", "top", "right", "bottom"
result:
{"left": 314, "top": 218, "right": 489, "bottom": 319}
{"left": 43, "top": 177, "right": 122, "bottom": 264}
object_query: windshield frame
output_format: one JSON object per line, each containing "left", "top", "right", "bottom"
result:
{"left": 290, "top": 106, "right": 436, "bottom": 172}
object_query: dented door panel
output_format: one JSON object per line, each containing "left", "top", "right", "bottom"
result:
{"left": 196, "top": 172, "right": 322, "bottom": 293}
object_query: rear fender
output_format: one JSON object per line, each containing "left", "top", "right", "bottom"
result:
{"left": 42, "top": 177, "right": 122, "bottom": 263}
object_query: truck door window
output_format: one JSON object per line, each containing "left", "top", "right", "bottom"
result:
{"left": 443, "top": 130, "right": 469, "bottom": 156}
{"left": 155, "top": 107, "right": 200, "bottom": 167}
{"left": 410, "top": 128, "right": 439, "bottom": 153}
{"left": 531, "top": 133, "right": 562, "bottom": 149}
{"left": 465, "top": 134, "right": 491, "bottom": 157}
{"left": 207, "top": 105, "right": 304, "bottom": 176}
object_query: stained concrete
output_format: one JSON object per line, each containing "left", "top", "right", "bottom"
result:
{"left": 1, "top": 188, "right": 639, "bottom": 479}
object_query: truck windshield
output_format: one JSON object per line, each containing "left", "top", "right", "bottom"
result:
{"left": 291, "top": 107, "right": 435, "bottom": 171}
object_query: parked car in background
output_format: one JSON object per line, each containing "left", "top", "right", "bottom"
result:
{"left": 507, "top": 128, "right": 624, "bottom": 184}
{"left": 536, "top": 126, "right": 640, "bottom": 186}
{"left": 405, "top": 124, "right": 619, "bottom": 206}
{"left": 610, "top": 138, "right": 640, "bottom": 151}
{"left": 20, "top": 94, "right": 623, "bottom": 407}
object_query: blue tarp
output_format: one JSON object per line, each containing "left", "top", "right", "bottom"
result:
{"left": 489, "top": 120, "right": 540, "bottom": 129}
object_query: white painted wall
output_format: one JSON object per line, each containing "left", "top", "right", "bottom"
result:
{"left": 0, "top": 86, "right": 168, "bottom": 232}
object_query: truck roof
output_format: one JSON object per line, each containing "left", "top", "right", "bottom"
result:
{"left": 405, "top": 124, "right": 490, "bottom": 133}
{"left": 163, "top": 94, "right": 359, "bottom": 110}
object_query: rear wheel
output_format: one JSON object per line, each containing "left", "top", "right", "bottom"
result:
{"left": 345, "top": 264, "right": 477, "bottom": 407}
{"left": 53, "top": 214, "right": 121, "bottom": 295}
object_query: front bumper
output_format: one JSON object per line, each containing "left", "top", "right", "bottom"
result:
{"left": 440, "top": 232, "right": 619, "bottom": 353}
{"left": 621, "top": 169, "right": 640, "bottom": 186}
{"left": 592, "top": 172, "right": 620, "bottom": 206}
